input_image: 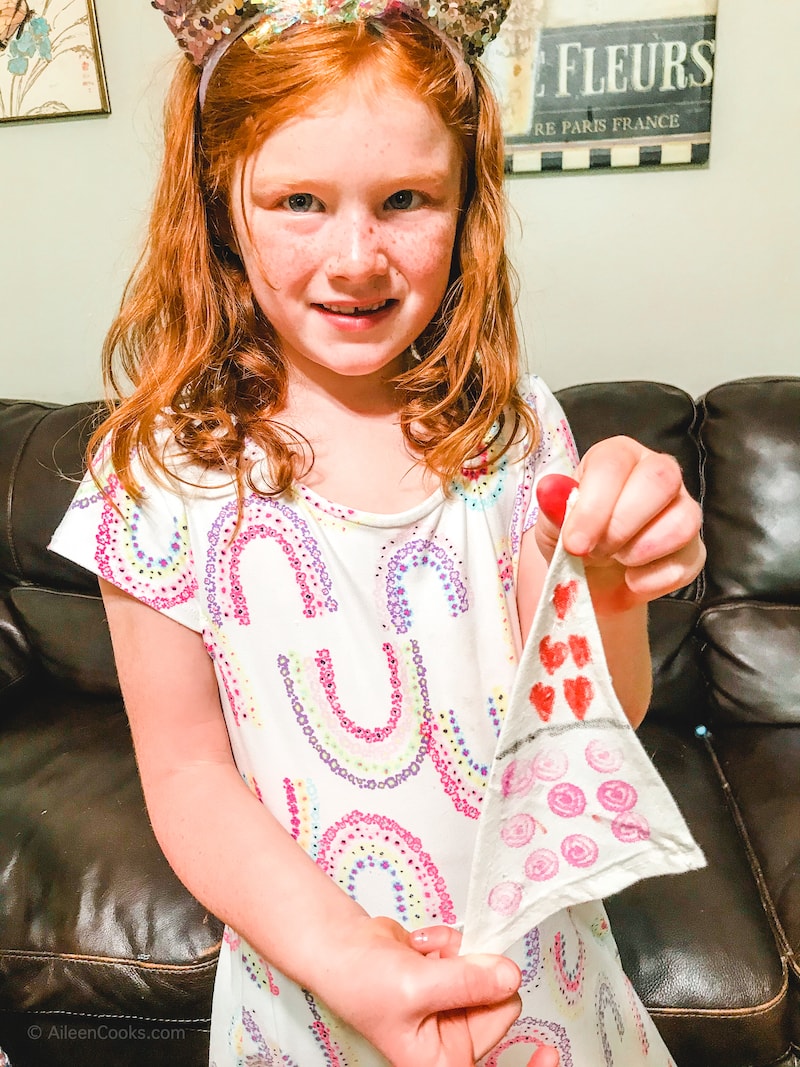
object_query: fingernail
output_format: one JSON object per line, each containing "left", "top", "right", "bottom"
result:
{"left": 564, "top": 530, "right": 591, "bottom": 557}
{"left": 410, "top": 930, "right": 429, "bottom": 945}
{"left": 470, "top": 955, "right": 520, "bottom": 989}
{"left": 497, "top": 959, "right": 521, "bottom": 991}
{"left": 536, "top": 474, "right": 579, "bottom": 527}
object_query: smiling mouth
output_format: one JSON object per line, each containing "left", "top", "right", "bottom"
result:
{"left": 317, "top": 300, "right": 394, "bottom": 316}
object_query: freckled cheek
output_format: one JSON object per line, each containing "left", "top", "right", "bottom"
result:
{"left": 242, "top": 230, "right": 326, "bottom": 292}
{"left": 388, "top": 220, "right": 458, "bottom": 282}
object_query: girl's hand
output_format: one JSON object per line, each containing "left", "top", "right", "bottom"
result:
{"left": 535, "top": 437, "right": 705, "bottom": 616}
{"left": 323, "top": 916, "right": 521, "bottom": 1066}
{"left": 409, "top": 926, "right": 560, "bottom": 1066}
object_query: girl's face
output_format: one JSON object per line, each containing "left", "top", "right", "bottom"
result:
{"left": 231, "top": 76, "right": 463, "bottom": 388}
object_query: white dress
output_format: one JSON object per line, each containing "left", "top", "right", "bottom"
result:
{"left": 50, "top": 376, "right": 675, "bottom": 1067}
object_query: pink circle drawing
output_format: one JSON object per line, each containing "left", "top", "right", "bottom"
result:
{"left": 597, "top": 780, "right": 638, "bottom": 813}
{"left": 488, "top": 881, "right": 523, "bottom": 916}
{"left": 561, "top": 834, "right": 599, "bottom": 869}
{"left": 585, "top": 739, "right": 624, "bottom": 774}
{"left": 532, "top": 748, "right": 569, "bottom": 781}
{"left": 547, "top": 782, "right": 586, "bottom": 818}
{"left": 524, "top": 849, "right": 559, "bottom": 882}
{"left": 501, "top": 759, "right": 536, "bottom": 798}
{"left": 612, "top": 811, "right": 651, "bottom": 843}
{"left": 501, "top": 813, "right": 537, "bottom": 849}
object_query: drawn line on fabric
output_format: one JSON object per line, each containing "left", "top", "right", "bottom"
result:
{"left": 496, "top": 718, "right": 632, "bottom": 761}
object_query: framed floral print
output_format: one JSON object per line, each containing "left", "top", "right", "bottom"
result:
{"left": 0, "top": 0, "right": 110, "bottom": 123}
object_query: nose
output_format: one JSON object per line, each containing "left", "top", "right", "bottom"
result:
{"left": 325, "top": 210, "right": 389, "bottom": 283}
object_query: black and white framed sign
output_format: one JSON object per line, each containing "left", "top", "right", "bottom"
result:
{"left": 485, "top": 1, "right": 717, "bottom": 174}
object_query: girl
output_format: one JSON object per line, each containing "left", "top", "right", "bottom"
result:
{"left": 51, "top": 3, "right": 704, "bottom": 1064}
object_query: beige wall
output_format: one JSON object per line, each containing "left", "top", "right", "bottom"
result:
{"left": 0, "top": 1, "right": 173, "bottom": 403}
{"left": 1, "top": 0, "right": 797, "bottom": 403}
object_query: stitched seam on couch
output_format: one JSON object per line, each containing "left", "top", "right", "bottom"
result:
{"left": 693, "top": 392, "right": 707, "bottom": 603}
{"left": 702, "top": 734, "right": 795, "bottom": 960}
{"left": 0, "top": 1009, "right": 211, "bottom": 1025}
{"left": 0, "top": 944, "right": 221, "bottom": 974}
{"left": 702, "top": 601, "right": 800, "bottom": 616}
{"left": 648, "top": 965, "right": 788, "bottom": 1018}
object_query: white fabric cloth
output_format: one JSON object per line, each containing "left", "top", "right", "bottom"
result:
{"left": 50, "top": 376, "right": 682, "bottom": 1066}
{"left": 460, "top": 494, "right": 705, "bottom": 957}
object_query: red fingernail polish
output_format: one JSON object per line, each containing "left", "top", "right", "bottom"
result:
{"left": 536, "top": 474, "right": 579, "bottom": 527}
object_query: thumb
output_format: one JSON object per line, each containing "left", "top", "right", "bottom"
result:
{"left": 536, "top": 473, "right": 579, "bottom": 528}
{"left": 420, "top": 953, "right": 521, "bottom": 1015}
{"left": 528, "top": 1046, "right": 560, "bottom": 1067}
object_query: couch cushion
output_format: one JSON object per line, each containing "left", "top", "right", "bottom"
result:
{"left": 0, "top": 682, "right": 221, "bottom": 1019}
{"left": 701, "top": 603, "right": 800, "bottom": 724}
{"left": 700, "top": 378, "right": 800, "bottom": 602}
{"left": 0, "top": 1014, "right": 210, "bottom": 1067}
{"left": 707, "top": 725, "right": 800, "bottom": 1033}
{"left": 9, "top": 587, "right": 119, "bottom": 698}
{"left": 605, "top": 721, "right": 791, "bottom": 1066}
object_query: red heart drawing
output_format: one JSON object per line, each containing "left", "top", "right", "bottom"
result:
{"left": 553, "top": 580, "right": 578, "bottom": 620}
{"left": 530, "top": 682, "right": 555, "bottom": 722}
{"left": 568, "top": 634, "right": 591, "bottom": 669}
{"left": 539, "top": 636, "right": 568, "bottom": 675}
{"left": 563, "top": 676, "right": 594, "bottom": 720}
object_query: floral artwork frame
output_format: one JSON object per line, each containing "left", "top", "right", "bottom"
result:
{"left": 0, "top": 0, "right": 110, "bottom": 124}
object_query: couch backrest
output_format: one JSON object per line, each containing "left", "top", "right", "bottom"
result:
{"left": 1, "top": 386, "right": 706, "bottom": 717}
{"left": 0, "top": 400, "right": 118, "bottom": 698}
{"left": 0, "top": 400, "right": 103, "bottom": 594}
{"left": 697, "top": 377, "right": 800, "bottom": 725}
{"left": 2, "top": 380, "right": 797, "bottom": 727}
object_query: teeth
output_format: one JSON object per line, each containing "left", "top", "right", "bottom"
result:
{"left": 321, "top": 301, "right": 388, "bottom": 315}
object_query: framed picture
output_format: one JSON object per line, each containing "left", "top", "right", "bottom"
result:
{"left": 0, "top": 0, "right": 110, "bottom": 124}
{"left": 484, "top": 0, "right": 718, "bottom": 175}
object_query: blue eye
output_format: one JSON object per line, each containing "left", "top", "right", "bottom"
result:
{"left": 285, "top": 193, "right": 321, "bottom": 213}
{"left": 386, "top": 190, "right": 419, "bottom": 210}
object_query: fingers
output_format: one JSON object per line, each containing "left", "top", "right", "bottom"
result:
{"left": 533, "top": 437, "right": 704, "bottom": 613}
{"left": 622, "top": 534, "right": 707, "bottom": 601}
{"left": 528, "top": 1046, "right": 560, "bottom": 1067}
{"left": 564, "top": 438, "right": 703, "bottom": 584}
{"left": 409, "top": 924, "right": 463, "bottom": 958}
{"left": 414, "top": 953, "right": 521, "bottom": 1016}
{"left": 608, "top": 485, "right": 701, "bottom": 568}
{"left": 563, "top": 437, "right": 685, "bottom": 558}
{"left": 462, "top": 992, "right": 523, "bottom": 1060}
{"left": 407, "top": 949, "right": 522, "bottom": 1063}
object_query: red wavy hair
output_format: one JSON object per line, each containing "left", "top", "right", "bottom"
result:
{"left": 92, "top": 14, "right": 538, "bottom": 500}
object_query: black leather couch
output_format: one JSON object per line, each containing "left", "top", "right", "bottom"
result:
{"left": 1, "top": 377, "right": 798, "bottom": 1067}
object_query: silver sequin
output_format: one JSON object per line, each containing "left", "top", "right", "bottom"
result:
{"left": 151, "top": 0, "right": 509, "bottom": 66}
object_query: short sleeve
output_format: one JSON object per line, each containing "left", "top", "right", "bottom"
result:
{"left": 519, "top": 375, "right": 580, "bottom": 535}
{"left": 49, "top": 444, "right": 203, "bottom": 633}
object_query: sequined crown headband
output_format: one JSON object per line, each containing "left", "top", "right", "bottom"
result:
{"left": 152, "top": 0, "right": 509, "bottom": 75}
